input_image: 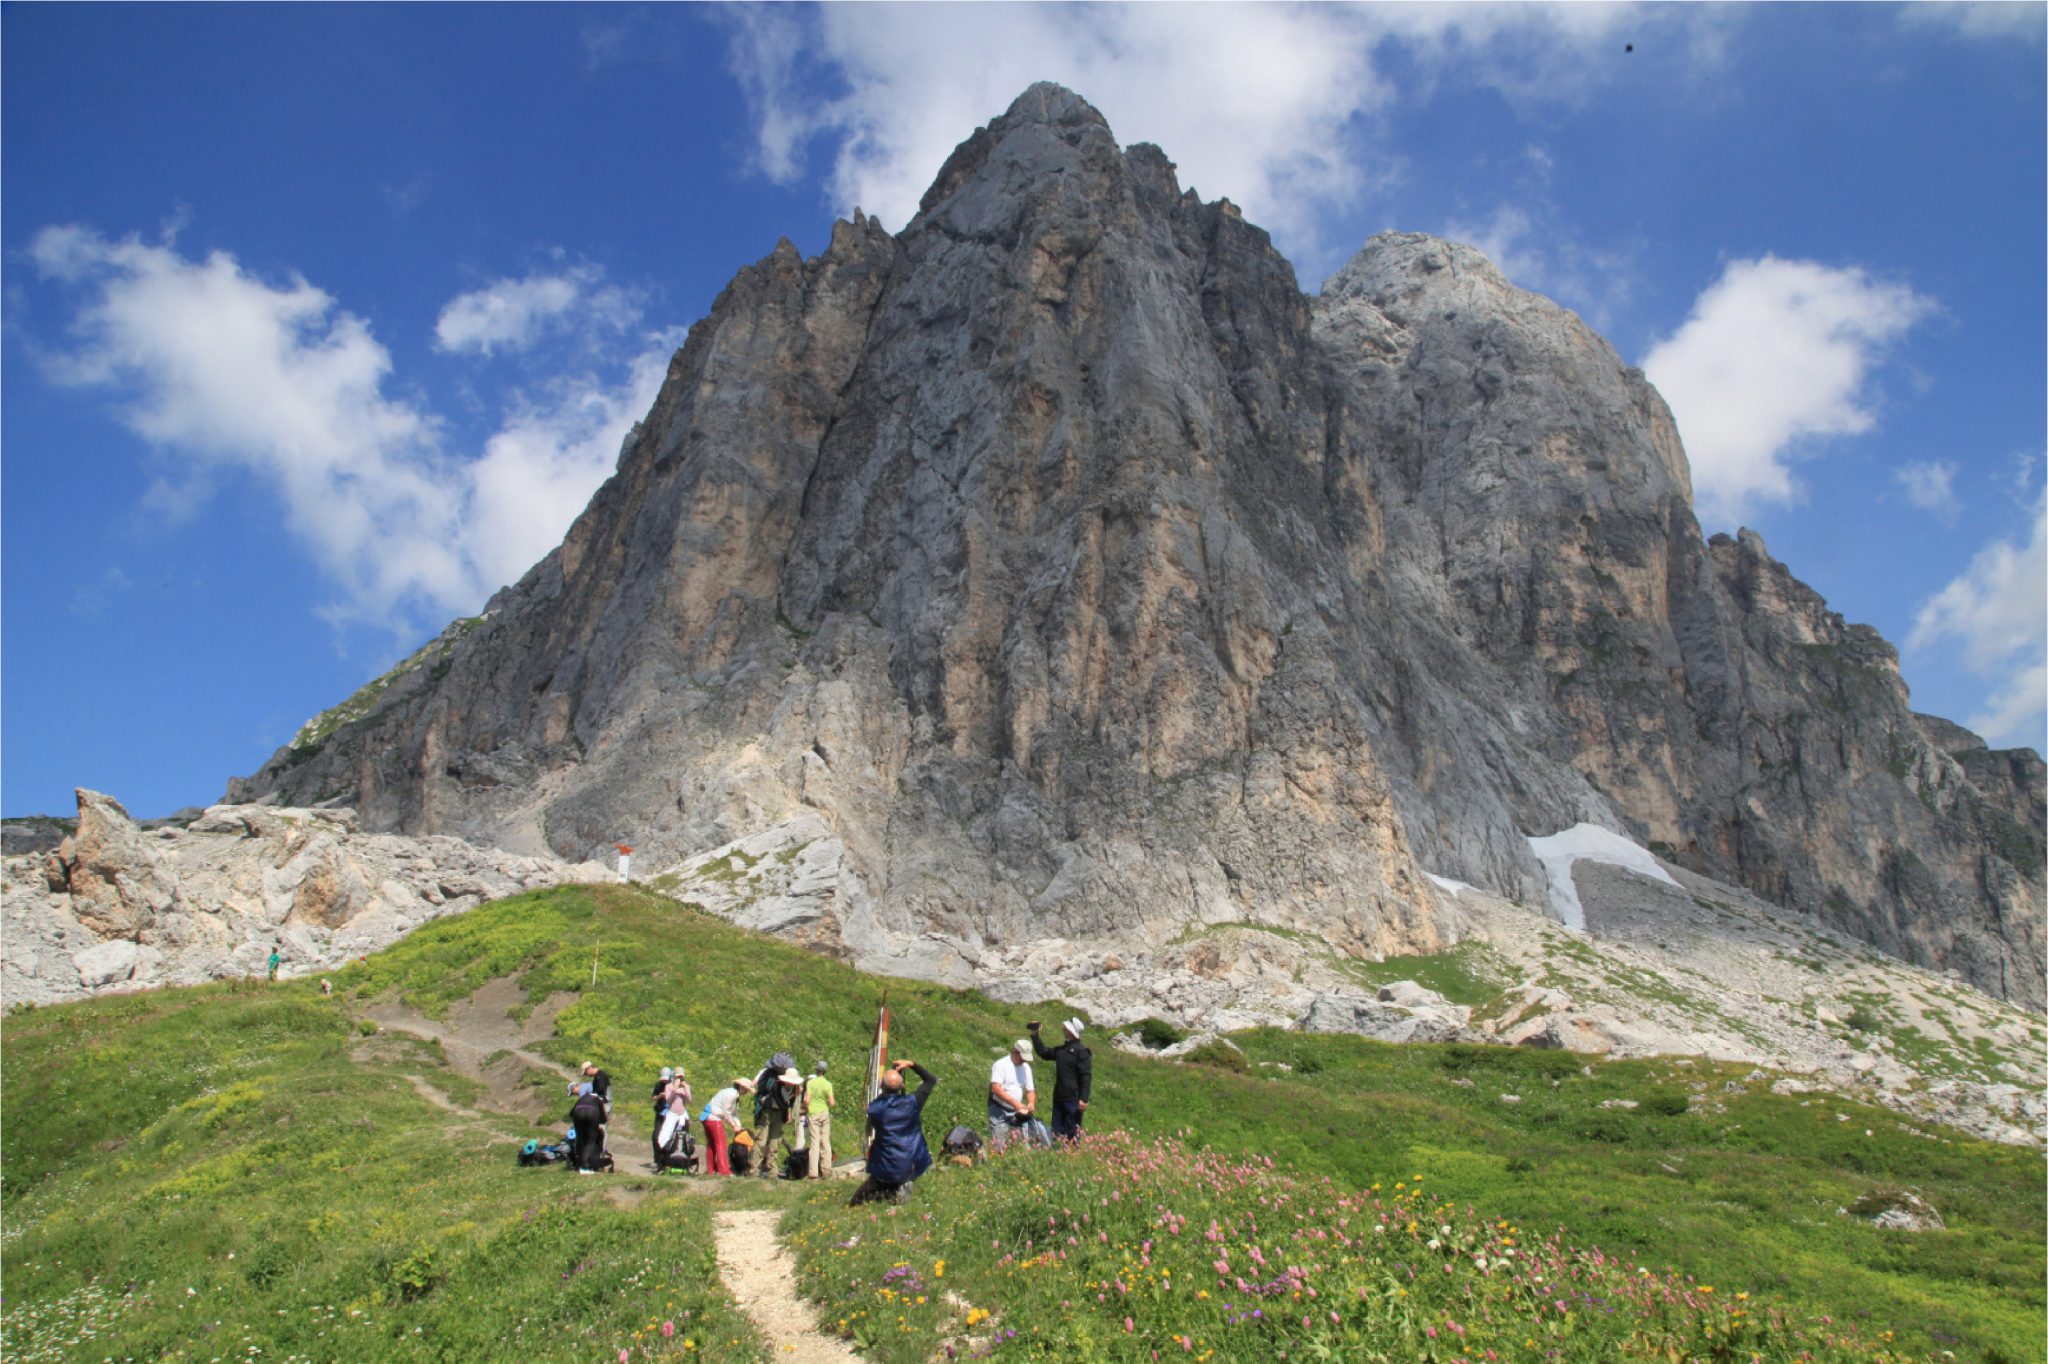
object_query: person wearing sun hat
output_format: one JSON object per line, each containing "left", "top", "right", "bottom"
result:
{"left": 1029, "top": 1017, "right": 1093, "bottom": 1141}
{"left": 701, "top": 1076, "right": 751, "bottom": 1176}
{"left": 757, "top": 1066, "right": 806, "bottom": 1178}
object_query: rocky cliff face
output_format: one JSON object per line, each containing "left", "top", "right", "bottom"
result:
{"left": 3, "top": 789, "right": 608, "bottom": 1005}
{"left": 227, "top": 85, "right": 2044, "bottom": 1010}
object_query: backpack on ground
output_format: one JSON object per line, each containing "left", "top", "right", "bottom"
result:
{"left": 655, "top": 1112, "right": 697, "bottom": 1172}
{"left": 783, "top": 1147, "right": 810, "bottom": 1181}
{"left": 941, "top": 1124, "right": 984, "bottom": 1166}
{"left": 518, "top": 1139, "right": 569, "bottom": 1167}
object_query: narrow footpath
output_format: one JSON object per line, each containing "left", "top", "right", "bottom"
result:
{"left": 713, "top": 1209, "right": 862, "bottom": 1363}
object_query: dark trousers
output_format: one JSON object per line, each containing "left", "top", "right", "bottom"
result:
{"left": 849, "top": 1175, "right": 907, "bottom": 1206}
{"left": 1052, "top": 1099, "right": 1085, "bottom": 1141}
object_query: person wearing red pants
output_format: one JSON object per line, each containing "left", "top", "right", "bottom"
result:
{"left": 701, "top": 1076, "right": 751, "bottom": 1175}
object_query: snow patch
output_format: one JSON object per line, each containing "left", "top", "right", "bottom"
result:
{"left": 1526, "top": 823, "right": 1679, "bottom": 931}
{"left": 1424, "top": 872, "right": 1474, "bottom": 897}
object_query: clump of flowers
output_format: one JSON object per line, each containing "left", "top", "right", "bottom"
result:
{"left": 789, "top": 1129, "right": 1934, "bottom": 1363}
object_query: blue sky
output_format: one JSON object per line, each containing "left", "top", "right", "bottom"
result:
{"left": 4, "top": 2, "right": 2043, "bottom": 819}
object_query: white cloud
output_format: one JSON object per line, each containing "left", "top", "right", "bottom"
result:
{"left": 1640, "top": 256, "right": 1934, "bottom": 526}
{"left": 462, "top": 348, "right": 677, "bottom": 593}
{"left": 434, "top": 264, "right": 636, "bottom": 356}
{"left": 1899, "top": 1, "right": 2046, "bottom": 43}
{"left": 31, "top": 225, "right": 671, "bottom": 635}
{"left": 720, "top": 2, "right": 1713, "bottom": 269}
{"left": 1894, "top": 459, "right": 1961, "bottom": 518}
{"left": 1440, "top": 198, "right": 1641, "bottom": 329}
{"left": 1908, "top": 495, "right": 2047, "bottom": 747}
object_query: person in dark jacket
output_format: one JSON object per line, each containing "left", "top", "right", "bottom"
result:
{"left": 567, "top": 1082, "right": 609, "bottom": 1173}
{"left": 851, "top": 1058, "right": 935, "bottom": 1205}
{"left": 1029, "top": 1017, "right": 1092, "bottom": 1141}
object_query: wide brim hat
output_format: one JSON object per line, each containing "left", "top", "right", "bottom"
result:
{"left": 778, "top": 1068, "right": 803, "bottom": 1085}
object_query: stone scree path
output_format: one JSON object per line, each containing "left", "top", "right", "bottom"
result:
{"left": 713, "top": 1209, "right": 861, "bottom": 1363}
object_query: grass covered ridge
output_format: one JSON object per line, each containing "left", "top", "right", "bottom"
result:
{"left": 4, "top": 884, "right": 2042, "bottom": 1361}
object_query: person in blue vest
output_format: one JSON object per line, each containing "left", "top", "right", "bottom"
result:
{"left": 851, "top": 1057, "right": 936, "bottom": 1205}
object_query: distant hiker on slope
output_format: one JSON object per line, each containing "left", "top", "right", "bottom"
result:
{"left": 267, "top": 948, "right": 281, "bottom": 981}
{"left": 805, "top": 1060, "right": 837, "bottom": 1178}
{"left": 1029, "top": 1017, "right": 1092, "bottom": 1141}
{"left": 852, "top": 1057, "right": 935, "bottom": 1205}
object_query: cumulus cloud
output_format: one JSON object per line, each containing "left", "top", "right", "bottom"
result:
{"left": 1894, "top": 459, "right": 1960, "bottom": 518}
{"left": 30, "top": 225, "right": 671, "bottom": 635}
{"left": 462, "top": 349, "right": 675, "bottom": 593}
{"left": 1640, "top": 256, "right": 1934, "bottom": 526}
{"left": 434, "top": 264, "right": 637, "bottom": 356}
{"left": 720, "top": 2, "right": 1703, "bottom": 267}
{"left": 1908, "top": 495, "right": 2047, "bottom": 747}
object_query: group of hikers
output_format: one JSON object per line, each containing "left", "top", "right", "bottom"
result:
{"left": 529, "top": 1018, "right": 1093, "bottom": 1206}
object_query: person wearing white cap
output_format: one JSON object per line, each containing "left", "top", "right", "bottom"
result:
{"left": 987, "top": 1039, "right": 1038, "bottom": 1151}
{"left": 1028, "top": 1017, "right": 1093, "bottom": 1141}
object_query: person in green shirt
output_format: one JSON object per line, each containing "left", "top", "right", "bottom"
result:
{"left": 267, "top": 949, "right": 281, "bottom": 981}
{"left": 803, "top": 1060, "right": 837, "bottom": 1178}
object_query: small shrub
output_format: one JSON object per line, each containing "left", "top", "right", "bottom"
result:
{"left": 1135, "top": 1017, "right": 1185, "bottom": 1049}
{"left": 1641, "top": 1089, "right": 1690, "bottom": 1117}
{"left": 1182, "top": 1040, "right": 1247, "bottom": 1073}
{"left": 1843, "top": 1004, "right": 1883, "bottom": 1034}
{"left": 388, "top": 1243, "right": 443, "bottom": 1301}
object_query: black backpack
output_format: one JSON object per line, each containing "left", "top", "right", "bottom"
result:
{"left": 752, "top": 1053, "right": 796, "bottom": 1120}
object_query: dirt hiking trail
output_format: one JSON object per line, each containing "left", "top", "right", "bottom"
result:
{"left": 714, "top": 1209, "right": 861, "bottom": 1363}
{"left": 359, "top": 974, "right": 593, "bottom": 1127}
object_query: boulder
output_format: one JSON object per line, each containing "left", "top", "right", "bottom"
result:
{"left": 65, "top": 789, "right": 178, "bottom": 936}
{"left": 74, "top": 939, "right": 140, "bottom": 989}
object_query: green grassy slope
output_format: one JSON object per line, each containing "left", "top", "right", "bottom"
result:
{"left": 4, "top": 884, "right": 2040, "bottom": 1362}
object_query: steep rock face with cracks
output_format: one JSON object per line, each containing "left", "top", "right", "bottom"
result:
{"left": 229, "top": 85, "right": 2044, "bottom": 1009}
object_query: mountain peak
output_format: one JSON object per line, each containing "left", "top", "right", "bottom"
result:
{"left": 1003, "top": 81, "right": 1110, "bottom": 130}
{"left": 227, "top": 85, "right": 2045, "bottom": 1017}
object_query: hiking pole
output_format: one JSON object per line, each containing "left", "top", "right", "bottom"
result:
{"left": 591, "top": 943, "right": 599, "bottom": 989}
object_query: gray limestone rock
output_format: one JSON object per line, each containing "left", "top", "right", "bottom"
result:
{"left": 0, "top": 790, "right": 609, "bottom": 1006}
{"left": 219, "top": 84, "right": 2041, "bottom": 1013}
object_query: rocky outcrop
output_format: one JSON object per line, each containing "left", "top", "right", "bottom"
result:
{"left": 1, "top": 788, "right": 609, "bottom": 1006}
{"left": 224, "top": 84, "right": 2043, "bottom": 1012}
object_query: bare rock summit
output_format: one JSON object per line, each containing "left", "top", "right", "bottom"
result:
{"left": 224, "top": 85, "right": 2043, "bottom": 1013}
